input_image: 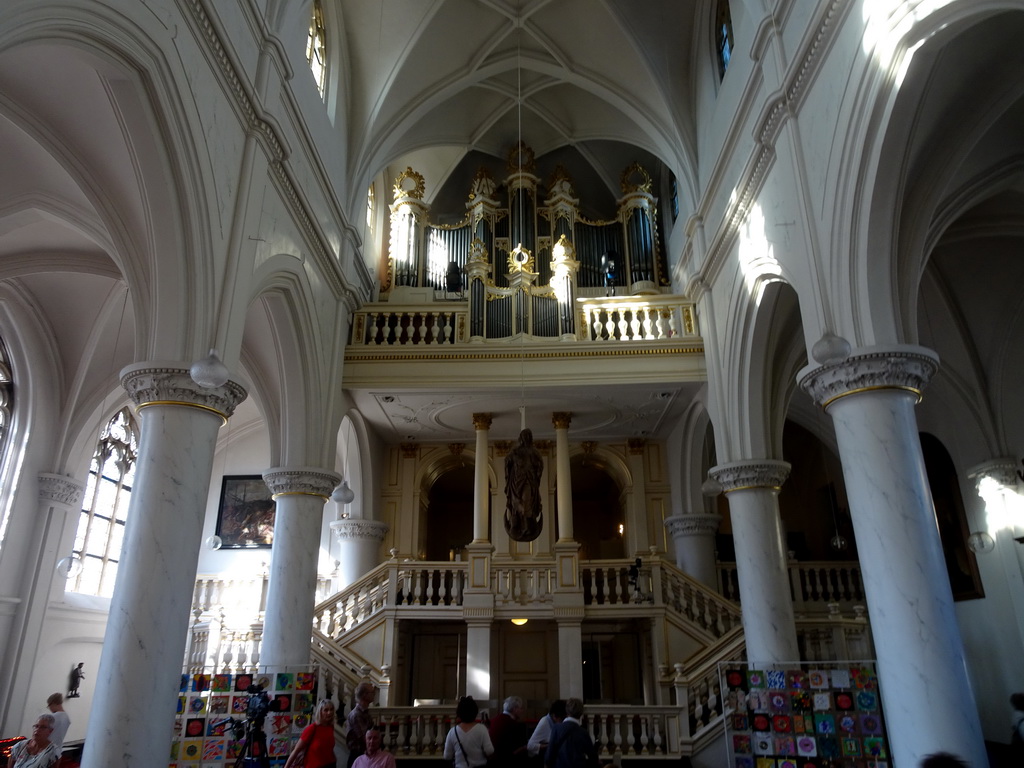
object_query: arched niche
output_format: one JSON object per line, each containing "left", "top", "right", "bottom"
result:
{"left": 569, "top": 454, "right": 625, "bottom": 560}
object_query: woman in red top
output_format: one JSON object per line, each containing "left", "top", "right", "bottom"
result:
{"left": 285, "top": 699, "right": 339, "bottom": 768}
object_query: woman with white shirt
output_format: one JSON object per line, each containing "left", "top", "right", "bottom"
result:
{"left": 444, "top": 696, "right": 494, "bottom": 768}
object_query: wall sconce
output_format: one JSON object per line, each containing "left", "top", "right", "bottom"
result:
{"left": 510, "top": 618, "right": 528, "bottom": 626}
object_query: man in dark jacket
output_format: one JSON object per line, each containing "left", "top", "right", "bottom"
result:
{"left": 544, "top": 698, "right": 598, "bottom": 768}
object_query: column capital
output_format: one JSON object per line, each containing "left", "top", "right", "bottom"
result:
{"left": 330, "top": 519, "right": 390, "bottom": 542}
{"left": 552, "top": 411, "right": 572, "bottom": 429}
{"left": 38, "top": 473, "right": 85, "bottom": 509}
{"left": 472, "top": 413, "right": 493, "bottom": 430}
{"left": 664, "top": 513, "right": 721, "bottom": 537}
{"left": 798, "top": 345, "right": 938, "bottom": 410}
{"left": 262, "top": 467, "right": 340, "bottom": 499}
{"left": 121, "top": 363, "right": 247, "bottom": 421}
{"left": 967, "top": 458, "right": 1019, "bottom": 489}
{"left": 710, "top": 460, "right": 790, "bottom": 492}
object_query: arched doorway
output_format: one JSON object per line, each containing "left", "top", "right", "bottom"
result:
{"left": 570, "top": 459, "right": 624, "bottom": 560}
{"left": 422, "top": 464, "right": 475, "bottom": 560}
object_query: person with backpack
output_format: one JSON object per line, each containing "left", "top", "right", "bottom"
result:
{"left": 544, "top": 699, "right": 598, "bottom": 768}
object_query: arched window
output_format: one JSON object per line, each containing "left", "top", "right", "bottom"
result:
{"left": 306, "top": 0, "right": 328, "bottom": 100}
{"left": 715, "top": 0, "right": 734, "bottom": 80}
{"left": 67, "top": 407, "right": 139, "bottom": 597}
{"left": 367, "top": 183, "right": 376, "bottom": 237}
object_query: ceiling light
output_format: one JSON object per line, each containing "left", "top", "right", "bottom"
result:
{"left": 510, "top": 618, "right": 528, "bottom": 626}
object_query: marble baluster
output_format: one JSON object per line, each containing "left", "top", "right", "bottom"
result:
{"left": 799, "top": 345, "right": 986, "bottom": 768}
{"left": 260, "top": 467, "right": 340, "bottom": 668}
{"left": 709, "top": 460, "right": 799, "bottom": 664}
{"left": 83, "top": 364, "right": 246, "bottom": 768}
{"left": 664, "top": 513, "right": 721, "bottom": 588}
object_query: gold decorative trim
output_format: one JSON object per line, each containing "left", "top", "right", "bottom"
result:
{"left": 136, "top": 400, "right": 228, "bottom": 424}
{"left": 393, "top": 167, "right": 426, "bottom": 200}
{"left": 822, "top": 384, "right": 922, "bottom": 410}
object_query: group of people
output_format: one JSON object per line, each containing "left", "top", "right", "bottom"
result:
{"left": 284, "top": 682, "right": 393, "bottom": 768}
{"left": 444, "top": 695, "right": 599, "bottom": 768}
{"left": 8, "top": 693, "right": 70, "bottom": 768}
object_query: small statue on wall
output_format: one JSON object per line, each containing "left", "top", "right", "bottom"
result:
{"left": 504, "top": 429, "right": 543, "bottom": 542}
{"left": 68, "top": 662, "right": 85, "bottom": 698}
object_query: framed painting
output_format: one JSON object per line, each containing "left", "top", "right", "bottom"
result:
{"left": 215, "top": 475, "right": 276, "bottom": 548}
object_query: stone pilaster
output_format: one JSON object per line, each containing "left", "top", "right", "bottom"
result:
{"left": 663, "top": 513, "right": 721, "bottom": 588}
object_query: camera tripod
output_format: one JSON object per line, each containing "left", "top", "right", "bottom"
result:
{"left": 211, "top": 716, "right": 270, "bottom": 768}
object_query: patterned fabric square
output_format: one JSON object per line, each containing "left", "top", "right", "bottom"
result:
{"left": 231, "top": 696, "right": 247, "bottom": 714}
{"left": 778, "top": 760, "right": 797, "bottom": 768}
{"left": 790, "top": 691, "right": 812, "bottom": 712}
{"left": 766, "top": 670, "right": 786, "bottom": 690}
{"left": 269, "top": 736, "right": 292, "bottom": 757}
{"left": 855, "top": 690, "right": 878, "bottom": 712}
{"left": 181, "top": 739, "right": 203, "bottom": 762}
{"left": 734, "top": 734, "right": 753, "bottom": 754}
{"left": 753, "top": 733, "right": 774, "bottom": 755}
{"left": 770, "top": 692, "right": 790, "bottom": 713}
{"left": 726, "top": 668, "right": 747, "bottom": 690}
{"left": 851, "top": 666, "right": 877, "bottom": 690}
{"left": 814, "top": 714, "right": 836, "bottom": 735}
{"left": 863, "top": 737, "right": 887, "bottom": 758}
{"left": 816, "top": 736, "right": 840, "bottom": 759}
{"left": 748, "top": 670, "right": 767, "bottom": 688}
{"left": 733, "top": 714, "right": 750, "bottom": 731}
{"left": 812, "top": 693, "right": 831, "bottom": 711}
{"left": 773, "top": 715, "right": 792, "bottom": 733}
{"left": 295, "top": 672, "right": 316, "bottom": 690}
{"left": 748, "top": 690, "right": 770, "bottom": 712}
{"left": 202, "top": 739, "right": 225, "bottom": 761}
{"left": 212, "top": 674, "right": 232, "bottom": 692}
{"left": 293, "top": 713, "right": 311, "bottom": 732}
{"left": 293, "top": 693, "right": 314, "bottom": 713}
{"left": 840, "top": 737, "right": 861, "bottom": 757}
{"left": 796, "top": 735, "right": 817, "bottom": 757}
{"left": 276, "top": 673, "right": 294, "bottom": 690}
{"left": 233, "top": 673, "right": 254, "bottom": 693}
{"left": 807, "top": 670, "right": 828, "bottom": 689}
{"left": 268, "top": 714, "right": 293, "bottom": 737}
{"left": 792, "top": 715, "right": 814, "bottom": 734}
{"left": 206, "top": 718, "right": 230, "bottom": 737}
{"left": 755, "top": 757, "right": 776, "bottom": 768}
{"left": 859, "top": 714, "right": 882, "bottom": 735}
{"left": 192, "top": 674, "right": 210, "bottom": 692}
{"left": 735, "top": 757, "right": 754, "bottom": 768}
{"left": 752, "top": 713, "right": 772, "bottom": 732}
{"left": 830, "top": 669, "right": 851, "bottom": 689}
{"left": 834, "top": 692, "right": 855, "bottom": 711}
{"left": 836, "top": 714, "right": 858, "bottom": 734}
{"left": 184, "top": 718, "right": 205, "bottom": 739}
{"left": 774, "top": 735, "right": 796, "bottom": 755}
{"left": 786, "top": 670, "right": 807, "bottom": 690}
{"left": 209, "top": 695, "right": 229, "bottom": 715}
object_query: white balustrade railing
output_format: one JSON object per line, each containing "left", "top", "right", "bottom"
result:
{"left": 718, "top": 560, "right": 865, "bottom": 613}
{"left": 349, "top": 296, "right": 700, "bottom": 346}
{"left": 351, "top": 304, "right": 468, "bottom": 345}
{"left": 577, "top": 296, "right": 698, "bottom": 342}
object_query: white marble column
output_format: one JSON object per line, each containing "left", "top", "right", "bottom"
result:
{"left": 552, "top": 412, "right": 574, "bottom": 541}
{"left": 330, "top": 519, "right": 390, "bottom": 589}
{"left": 260, "top": 467, "right": 340, "bottom": 668}
{"left": 664, "top": 513, "right": 721, "bottom": 588}
{"left": 472, "top": 413, "right": 492, "bottom": 542}
{"left": 709, "top": 460, "right": 799, "bottom": 664}
{"left": 464, "top": 617, "right": 492, "bottom": 701}
{"left": 556, "top": 613, "right": 583, "bottom": 698}
{"left": 83, "top": 364, "right": 246, "bottom": 768}
{"left": 799, "top": 345, "right": 986, "bottom": 768}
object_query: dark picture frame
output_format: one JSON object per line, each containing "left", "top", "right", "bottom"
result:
{"left": 215, "top": 475, "right": 276, "bottom": 548}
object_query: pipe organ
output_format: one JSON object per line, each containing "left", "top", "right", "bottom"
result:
{"left": 386, "top": 144, "right": 665, "bottom": 340}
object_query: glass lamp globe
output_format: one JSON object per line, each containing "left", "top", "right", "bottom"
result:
{"left": 967, "top": 531, "right": 995, "bottom": 554}
{"left": 332, "top": 481, "right": 355, "bottom": 505}
{"left": 56, "top": 554, "right": 83, "bottom": 578}
{"left": 206, "top": 535, "right": 223, "bottom": 550}
{"left": 190, "top": 348, "right": 230, "bottom": 389}
{"left": 830, "top": 533, "right": 849, "bottom": 551}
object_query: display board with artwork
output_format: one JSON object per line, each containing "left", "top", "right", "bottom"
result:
{"left": 169, "top": 669, "right": 317, "bottom": 766}
{"left": 720, "top": 661, "right": 888, "bottom": 768}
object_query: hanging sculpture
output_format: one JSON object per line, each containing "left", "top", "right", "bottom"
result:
{"left": 504, "top": 428, "right": 544, "bottom": 541}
